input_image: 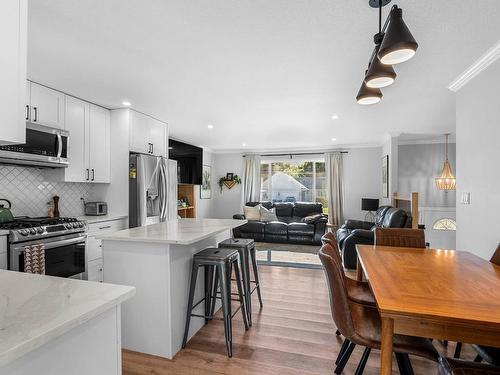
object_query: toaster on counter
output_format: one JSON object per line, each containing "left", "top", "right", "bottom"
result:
{"left": 84, "top": 202, "right": 108, "bottom": 216}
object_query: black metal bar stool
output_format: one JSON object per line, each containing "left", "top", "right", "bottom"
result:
{"left": 182, "top": 247, "right": 249, "bottom": 357}
{"left": 219, "top": 238, "right": 263, "bottom": 326}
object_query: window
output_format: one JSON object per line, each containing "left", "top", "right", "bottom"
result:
{"left": 433, "top": 218, "right": 456, "bottom": 231}
{"left": 260, "top": 159, "right": 328, "bottom": 212}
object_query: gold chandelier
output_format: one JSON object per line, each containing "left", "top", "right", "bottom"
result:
{"left": 435, "top": 134, "right": 456, "bottom": 191}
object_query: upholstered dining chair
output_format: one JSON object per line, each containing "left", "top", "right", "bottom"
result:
{"left": 374, "top": 228, "right": 426, "bottom": 248}
{"left": 468, "top": 244, "right": 500, "bottom": 365}
{"left": 319, "top": 244, "right": 439, "bottom": 374}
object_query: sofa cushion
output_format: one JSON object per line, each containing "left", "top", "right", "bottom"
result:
{"left": 260, "top": 206, "right": 278, "bottom": 222}
{"left": 240, "top": 221, "right": 265, "bottom": 234}
{"left": 245, "top": 201, "right": 273, "bottom": 210}
{"left": 265, "top": 221, "right": 288, "bottom": 235}
{"left": 374, "top": 206, "right": 391, "bottom": 227}
{"left": 275, "top": 202, "right": 294, "bottom": 218}
{"left": 293, "top": 202, "right": 323, "bottom": 218}
{"left": 243, "top": 205, "right": 261, "bottom": 221}
{"left": 303, "top": 213, "right": 325, "bottom": 224}
{"left": 288, "top": 223, "right": 315, "bottom": 236}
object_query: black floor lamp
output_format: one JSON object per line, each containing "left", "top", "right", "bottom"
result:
{"left": 362, "top": 198, "right": 380, "bottom": 222}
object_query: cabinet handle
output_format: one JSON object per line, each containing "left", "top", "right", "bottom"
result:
{"left": 99, "top": 225, "right": 111, "bottom": 230}
{"left": 151, "top": 143, "right": 154, "bottom": 154}
{"left": 91, "top": 169, "right": 95, "bottom": 181}
{"left": 25, "top": 105, "right": 29, "bottom": 121}
{"left": 33, "top": 107, "right": 37, "bottom": 122}
{"left": 86, "top": 169, "right": 89, "bottom": 181}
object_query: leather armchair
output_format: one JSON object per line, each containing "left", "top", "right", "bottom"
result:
{"left": 336, "top": 206, "right": 412, "bottom": 269}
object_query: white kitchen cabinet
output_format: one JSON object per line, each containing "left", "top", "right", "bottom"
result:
{"left": 63, "top": 96, "right": 89, "bottom": 182}
{"left": 88, "top": 105, "right": 111, "bottom": 182}
{"left": 51, "top": 98, "right": 110, "bottom": 183}
{"left": 0, "top": 0, "right": 27, "bottom": 145}
{"left": 28, "top": 82, "right": 65, "bottom": 129}
{"left": 129, "top": 110, "right": 167, "bottom": 157}
{"left": 85, "top": 218, "right": 126, "bottom": 282}
{"left": 0, "top": 235, "right": 7, "bottom": 270}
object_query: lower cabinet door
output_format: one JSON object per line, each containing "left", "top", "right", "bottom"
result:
{"left": 87, "top": 258, "right": 103, "bottom": 282}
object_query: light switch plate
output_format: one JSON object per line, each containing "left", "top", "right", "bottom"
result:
{"left": 461, "top": 192, "right": 471, "bottom": 205}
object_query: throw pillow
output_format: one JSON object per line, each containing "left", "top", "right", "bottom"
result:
{"left": 259, "top": 206, "right": 278, "bottom": 222}
{"left": 243, "top": 205, "right": 261, "bottom": 221}
{"left": 303, "top": 213, "right": 324, "bottom": 224}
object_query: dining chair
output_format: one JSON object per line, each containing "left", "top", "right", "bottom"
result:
{"left": 469, "top": 244, "right": 500, "bottom": 365}
{"left": 374, "top": 228, "right": 426, "bottom": 248}
{"left": 438, "top": 357, "right": 500, "bottom": 375}
{"left": 319, "top": 244, "right": 439, "bottom": 374}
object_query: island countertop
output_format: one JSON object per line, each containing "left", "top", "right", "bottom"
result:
{"left": 98, "top": 218, "right": 247, "bottom": 245}
{"left": 0, "top": 270, "right": 135, "bottom": 366}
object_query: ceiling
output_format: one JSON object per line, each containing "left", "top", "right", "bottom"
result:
{"left": 27, "top": 0, "right": 500, "bottom": 152}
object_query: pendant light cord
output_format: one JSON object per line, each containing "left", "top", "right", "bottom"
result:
{"left": 379, "top": 0, "right": 382, "bottom": 33}
{"left": 445, "top": 134, "right": 449, "bottom": 161}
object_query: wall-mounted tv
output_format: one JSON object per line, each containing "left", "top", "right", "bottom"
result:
{"left": 168, "top": 139, "right": 202, "bottom": 185}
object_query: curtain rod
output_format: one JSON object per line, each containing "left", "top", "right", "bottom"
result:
{"left": 243, "top": 151, "right": 348, "bottom": 158}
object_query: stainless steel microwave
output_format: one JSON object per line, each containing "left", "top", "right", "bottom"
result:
{"left": 0, "top": 123, "right": 69, "bottom": 168}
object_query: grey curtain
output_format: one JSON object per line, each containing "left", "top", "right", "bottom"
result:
{"left": 325, "top": 151, "right": 344, "bottom": 228}
{"left": 243, "top": 155, "right": 261, "bottom": 203}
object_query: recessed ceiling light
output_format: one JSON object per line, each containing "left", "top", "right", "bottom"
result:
{"left": 122, "top": 101, "right": 131, "bottom": 106}
{"left": 242, "top": 143, "right": 247, "bottom": 147}
{"left": 207, "top": 124, "right": 214, "bottom": 129}
{"left": 331, "top": 114, "right": 339, "bottom": 120}
{"left": 331, "top": 138, "right": 337, "bottom": 141}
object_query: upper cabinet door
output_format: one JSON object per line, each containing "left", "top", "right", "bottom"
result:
{"left": 64, "top": 96, "right": 89, "bottom": 182}
{"left": 29, "top": 82, "right": 65, "bottom": 129}
{"left": 148, "top": 118, "right": 167, "bottom": 157}
{"left": 129, "top": 110, "right": 150, "bottom": 154}
{"left": 88, "top": 105, "right": 110, "bottom": 183}
{"left": 0, "top": 0, "right": 27, "bottom": 145}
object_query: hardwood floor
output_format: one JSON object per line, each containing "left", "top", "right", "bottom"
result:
{"left": 122, "top": 266, "right": 476, "bottom": 374}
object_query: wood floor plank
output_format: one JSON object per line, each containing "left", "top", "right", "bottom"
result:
{"left": 122, "top": 265, "right": 476, "bottom": 375}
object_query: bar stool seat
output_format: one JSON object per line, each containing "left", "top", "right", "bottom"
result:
{"left": 219, "top": 238, "right": 263, "bottom": 326}
{"left": 182, "top": 247, "right": 249, "bottom": 357}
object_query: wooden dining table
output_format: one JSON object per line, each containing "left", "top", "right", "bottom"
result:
{"left": 356, "top": 244, "right": 500, "bottom": 375}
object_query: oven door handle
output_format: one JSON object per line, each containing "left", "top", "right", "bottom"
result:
{"left": 56, "top": 133, "right": 63, "bottom": 158}
{"left": 42, "top": 236, "right": 87, "bottom": 250}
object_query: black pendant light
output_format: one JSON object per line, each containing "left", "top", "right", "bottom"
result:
{"left": 364, "top": 34, "right": 397, "bottom": 88}
{"left": 378, "top": 7, "right": 418, "bottom": 65}
{"left": 356, "top": 0, "right": 418, "bottom": 104}
{"left": 357, "top": 72, "right": 383, "bottom": 105}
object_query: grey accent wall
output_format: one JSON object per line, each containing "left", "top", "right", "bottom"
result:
{"left": 398, "top": 143, "right": 456, "bottom": 208}
{"left": 456, "top": 58, "right": 500, "bottom": 260}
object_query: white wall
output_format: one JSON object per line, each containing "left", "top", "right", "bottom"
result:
{"left": 211, "top": 153, "right": 243, "bottom": 219}
{"left": 456, "top": 58, "right": 500, "bottom": 259}
{"left": 209, "top": 149, "right": 381, "bottom": 221}
{"left": 195, "top": 150, "right": 215, "bottom": 218}
{"left": 343, "top": 147, "right": 381, "bottom": 221}
{"left": 380, "top": 136, "right": 398, "bottom": 205}
{"left": 398, "top": 143, "right": 456, "bottom": 208}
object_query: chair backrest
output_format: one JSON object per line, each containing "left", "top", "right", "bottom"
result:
{"left": 318, "top": 244, "right": 356, "bottom": 339}
{"left": 490, "top": 243, "right": 500, "bottom": 266}
{"left": 374, "top": 228, "right": 426, "bottom": 248}
{"left": 321, "top": 231, "right": 336, "bottom": 246}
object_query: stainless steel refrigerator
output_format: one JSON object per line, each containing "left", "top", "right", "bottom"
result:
{"left": 129, "top": 153, "right": 178, "bottom": 228}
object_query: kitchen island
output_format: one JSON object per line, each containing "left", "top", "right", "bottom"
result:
{"left": 100, "top": 218, "right": 246, "bottom": 359}
{"left": 0, "top": 270, "right": 135, "bottom": 375}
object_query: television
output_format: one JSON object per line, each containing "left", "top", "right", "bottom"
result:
{"left": 168, "top": 139, "right": 203, "bottom": 185}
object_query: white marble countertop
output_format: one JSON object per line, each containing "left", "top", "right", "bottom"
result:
{"left": 98, "top": 218, "right": 247, "bottom": 245}
{"left": 77, "top": 214, "right": 128, "bottom": 224}
{"left": 0, "top": 230, "right": 9, "bottom": 236}
{"left": 0, "top": 270, "right": 135, "bottom": 366}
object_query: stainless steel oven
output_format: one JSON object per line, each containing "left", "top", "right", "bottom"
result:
{"left": 0, "top": 123, "right": 69, "bottom": 168}
{"left": 10, "top": 232, "right": 86, "bottom": 279}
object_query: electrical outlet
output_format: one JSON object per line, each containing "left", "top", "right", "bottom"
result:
{"left": 461, "top": 192, "right": 471, "bottom": 205}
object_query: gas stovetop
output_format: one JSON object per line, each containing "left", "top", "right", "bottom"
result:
{"left": 1, "top": 217, "right": 86, "bottom": 243}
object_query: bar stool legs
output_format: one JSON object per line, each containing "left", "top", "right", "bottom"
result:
{"left": 249, "top": 244, "right": 263, "bottom": 308}
{"left": 182, "top": 260, "right": 199, "bottom": 349}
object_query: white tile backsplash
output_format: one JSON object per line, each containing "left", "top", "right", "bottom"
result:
{"left": 0, "top": 166, "right": 97, "bottom": 217}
